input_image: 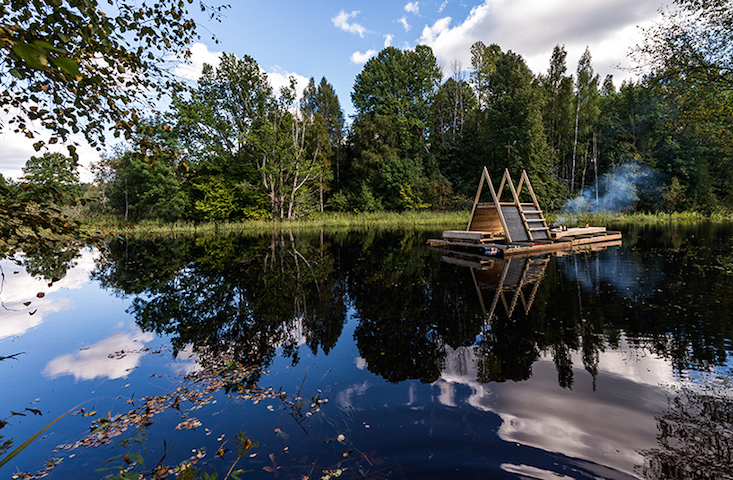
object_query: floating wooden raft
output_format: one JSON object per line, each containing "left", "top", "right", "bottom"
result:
{"left": 427, "top": 167, "right": 622, "bottom": 257}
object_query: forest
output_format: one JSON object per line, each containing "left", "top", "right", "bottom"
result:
{"left": 2, "top": 0, "right": 732, "bottom": 225}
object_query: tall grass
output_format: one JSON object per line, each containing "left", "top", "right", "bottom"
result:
{"left": 83, "top": 210, "right": 733, "bottom": 239}
{"left": 548, "top": 210, "right": 733, "bottom": 227}
{"left": 84, "top": 211, "right": 469, "bottom": 238}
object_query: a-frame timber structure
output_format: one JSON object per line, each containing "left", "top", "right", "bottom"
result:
{"left": 428, "top": 167, "right": 622, "bottom": 257}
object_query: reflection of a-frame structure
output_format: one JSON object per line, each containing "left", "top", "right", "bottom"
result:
{"left": 442, "top": 238, "right": 621, "bottom": 321}
{"left": 442, "top": 254, "right": 550, "bottom": 320}
{"left": 476, "top": 256, "right": 549, "bottom": 319}
{"left": 476, "top": 257, "right": 549, "bottom": 320}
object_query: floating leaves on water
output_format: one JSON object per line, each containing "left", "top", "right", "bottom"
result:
{"left": 175, "top": 418, "right": 202, "bottom": 430}
{"left": 321, "top": 468, "right": 347, "bottom": 479}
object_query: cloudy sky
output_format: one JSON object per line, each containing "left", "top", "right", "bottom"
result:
{"left": 0, "top": 0, "right": 671, "bottom": 182}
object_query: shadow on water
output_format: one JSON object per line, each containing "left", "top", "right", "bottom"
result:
{"left": 2, "top": 222, "right": 733, "bottom": 478}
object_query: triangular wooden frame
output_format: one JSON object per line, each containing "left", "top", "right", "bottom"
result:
{"left": 467, "top": 168, "right": 550, "bottom": 244}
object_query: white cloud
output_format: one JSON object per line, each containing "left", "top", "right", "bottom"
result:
{"left": 405, "top": 2, "right": 420, "bottom": 15}
{"left": 332, "top": 10, "right": 369, "bottom": 37}
{"left": 174, "top": 42, "right": 223, "bottom": 81}
{"left": 398, "top": 16, "right": 411, "bottom": 32}
{"left": 439, "top": 0, "right": 449, "bottom": 13}
{"left": 350, "top": 49, "right": 378, "bottom": 64}
{"left": 418, "top": 0, "right": 670, "bottom": 85}
{"left": 384, "top": 34, "right": 394, "bottom": 47}
{"left": 44, "top": 330, "right": 155, "bottom": 381}
{"left": 420, "top": 16, "right": 453, "bottom": 44}
{"left": 336, "top": 381, "right": 371, "bottom": 409}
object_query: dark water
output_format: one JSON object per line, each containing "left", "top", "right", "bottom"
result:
{"left": 1, "top": 223, "right": 733, "bottom": 479}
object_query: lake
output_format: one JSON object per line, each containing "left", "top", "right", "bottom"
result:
{"left": 1, "top": 222, "right": 732, "bottom": 479}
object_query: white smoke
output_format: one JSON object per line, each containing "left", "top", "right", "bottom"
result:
{"left": 561, "top": 162, "right": 659, "bottom": 215}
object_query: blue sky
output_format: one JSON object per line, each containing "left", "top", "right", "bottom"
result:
{"left": 1, "top": 0, "right": 671, "bottom": 181}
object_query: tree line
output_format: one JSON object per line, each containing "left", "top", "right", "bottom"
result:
{"left": 3, "top": 0, "right": 732, "bottom": 223}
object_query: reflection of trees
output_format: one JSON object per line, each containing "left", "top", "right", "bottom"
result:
{"left": 347, "top": 231, "right": 485, "bottom": 384}
{"left": 598, "top": 223, "right": 733, "bottom": 374}
{"left": 87, "top": 222, "right": 733, "bottom": 392}
{"left": 21, "top": 244, "right": 82, "bottom": 281}
{"left": 94, "top": 232, "right": 346, "bottom": 382}
{"left": 641, "top": 384, "right": 733, "bottom": 480}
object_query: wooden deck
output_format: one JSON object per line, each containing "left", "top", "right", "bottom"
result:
{"left": 429, "top": 227, "right": 622, "bottom": 257}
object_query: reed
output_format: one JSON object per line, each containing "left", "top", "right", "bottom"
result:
{"left": 548, "top": 210, "right": 733, "bottom": 227}
{"left": 83, "top": 211, "right": 469, "bottom": 238}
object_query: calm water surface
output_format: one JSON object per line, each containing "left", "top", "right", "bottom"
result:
{"left": 1, "top": 223, "right": 732, "bottom": 479}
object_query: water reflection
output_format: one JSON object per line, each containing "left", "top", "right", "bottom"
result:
{"left": 88, "top": 225, "right": 733, "bottom": 388}
{"left": 92, "top": 232, "right": 347, "bottom": 385}
{"left": 3, "top": 223, "right": 733, "bottom": 478}
{"left": 43, "top": 331, "right": 155, "bottom": 381}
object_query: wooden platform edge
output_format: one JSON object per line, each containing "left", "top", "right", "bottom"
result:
{"left": 427, "top": 230, "right": 622, "bottom": 257}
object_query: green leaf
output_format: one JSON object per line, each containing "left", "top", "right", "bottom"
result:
{"left": 12, "top": 43, "right": 48, "bottom": 70}
{"left": 51, "top": 57, "right": 82, "bottom": 78}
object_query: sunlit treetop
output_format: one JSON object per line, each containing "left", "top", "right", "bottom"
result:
{"left": 634, "top": 0, "right": 733, "bottom": 89}
{"left": 0, "top": 0, "right": 228, "bottom": 160}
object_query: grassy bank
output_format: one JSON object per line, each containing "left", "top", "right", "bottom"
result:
{"left": 83, "top": 211, "right": 470, "bottom": 237}
{"left": 82, "top": 210, "right": 733, "bottom": 238}
{"left": 547, "top": 210, "right": 733, "bottom": 226}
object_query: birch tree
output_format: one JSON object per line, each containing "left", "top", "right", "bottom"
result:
{"left": 571, "top": 48, "right": 600, "bottom": 192}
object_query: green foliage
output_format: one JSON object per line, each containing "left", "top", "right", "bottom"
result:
{"left": 0, "top": 0, "right": 227, "bottom": 157}
{"left": 0, "top": 181, "right": 82, "bottom": 257}
{"left": 380, "top": 156, "right": 430, "bottom": 211}
{"left": 102, "top": 151, "right": 187, "bottom": 222}
{"left": 355, "top": 183, "right": 383, "bottom": 212}
{"left": 22, "top": 152, "right": 79, "bottom": 194}
{"left": 661, "top": 176, "right": 686, "bottom": 212}
{"left": 173, "top": 54, "right": 329, "bottom": 219}
{"left": 329, "top": 191, "right": 350, "bottom": 212}
{"left": 477, "top": 46, "right": 563, "bottom": 208}
{"left": 192, "top": 175, "right": 238, "bottom": 221}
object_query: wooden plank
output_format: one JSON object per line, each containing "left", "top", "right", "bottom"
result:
{"left": 469, "top": 208, "right": 504, "bottom": 233}
{"left": 443, "top": 230, "right": 493, "bottom": 241}
{"left": 550, "top": 226, "right": 606, "bottom": 239}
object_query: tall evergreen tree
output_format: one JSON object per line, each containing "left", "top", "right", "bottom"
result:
{"left": 303, "top": 77, "right": 345, "bottom": 207}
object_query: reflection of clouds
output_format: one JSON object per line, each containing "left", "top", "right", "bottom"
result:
{"left": 0, "top": 250, "right": 100, "bottom": 339}
{"left": 434, "top": 338, "right": 674, "bottom": 477}
{"left": 336, "top": 381, "right": 370, "bottom": 409}
{"left": 169, "top": 344, "right": 201, "bottom": 375}
{"left": 44, "top": 331, "right": 154, "bottom": 381}
{"left": 501, "top": 463, "right": 575, "bottom": 480}
{"left": 354, "top": 356, "right": 367, "bottom": 370}
{"left": 558, "top": 251, "right": 665, "bottom": 300}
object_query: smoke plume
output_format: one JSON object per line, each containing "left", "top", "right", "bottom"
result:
{"left": 561, "top": 162, "right": 661, "bottom": 216}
